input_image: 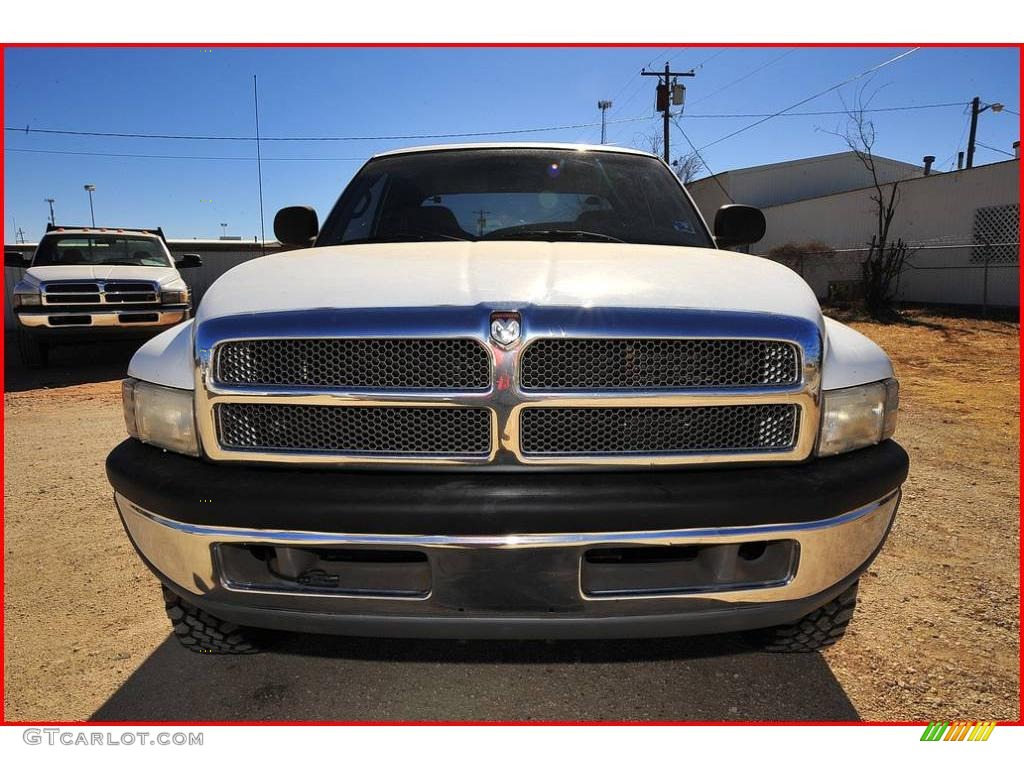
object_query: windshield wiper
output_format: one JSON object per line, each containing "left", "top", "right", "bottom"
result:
{"left": 345, "top": 232, "right": 473, "bottom": 244}
{"left": 483, "top": 229, "right": 625, "bottom": 243}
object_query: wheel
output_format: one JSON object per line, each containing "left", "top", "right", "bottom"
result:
{"left": 17, "top": 329, "right": 49, "bottom": 369}
{"left": 162, "top": 586, "right": 260, "bottom": 654}
{"left": 745, "top": 580, "right": 859, "bottom": 653}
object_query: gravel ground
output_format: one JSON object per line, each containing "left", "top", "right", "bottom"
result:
{"left": 3, "top": 313, "right": 1019, "bottom": 722}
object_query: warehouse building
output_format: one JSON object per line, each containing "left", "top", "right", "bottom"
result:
{"left": 688, "top": 151, "right": 1021, "bottom": 309}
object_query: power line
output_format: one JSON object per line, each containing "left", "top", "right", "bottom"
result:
{"left": 3, "top": 101, "right": 964, "bottom": 148}
{"left": 4, "top": 147, "right": 369, "bottom": 161}
{"left": 684, "top": 102, "right": 966, "bottom": 118}
{"left": 695, "top": 47, "right": 922, "bottom": 152}
{"left": 3, "top": 115, "right": 655, "bottom": 143}
{"left": 670, "top": 116, "right": 734, "bottom": 203}
{"left": 974, "top": 140, "right": 1016, "bottom": 158}
{"left": 687, "top": 48, "right": 795, "bottom": 107}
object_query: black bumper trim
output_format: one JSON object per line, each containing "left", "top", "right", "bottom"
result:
{"left": 158, "top": 564, "right": 869, "bottom": 640}
{"left": 106, "top": 439, "right": 908, "bottom": 536}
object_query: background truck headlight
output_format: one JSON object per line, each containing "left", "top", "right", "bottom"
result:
{"left": 817, "top": 378, "right": 899, "bottom": 457}
{"left": 122, "top": 378, "right": 200, "bottom": 456}
{"left": 12, "top": 289, "right": 41, "bottom": 307}
{"left": 160, "top": 288, "right": 190, "bottom": 305}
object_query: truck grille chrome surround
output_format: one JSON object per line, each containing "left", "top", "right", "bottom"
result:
{"left": 520, "top": 404, "right": 799, "bottom": 456}
{"left": 521, "top": 338, "right": 799, "bottom": 390}
{"left": 41, "top": 279, "right": 160, "bottom": 307}
{"left": 215, "top": 338, "right": 489, "bottom": 390}
{"left": 216, "top": 403, "right": 492, "bottom": 457}
{"left": 194, "top": 306, "right": 822, "bottom": 469}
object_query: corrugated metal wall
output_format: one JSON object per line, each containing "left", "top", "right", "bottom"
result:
{"left": 4, "top": 241, "right": 281, "bottom": 331}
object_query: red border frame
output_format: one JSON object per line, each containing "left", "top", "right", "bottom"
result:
{"left": 0, "top": 41, "right": 1021, "bottom": 728}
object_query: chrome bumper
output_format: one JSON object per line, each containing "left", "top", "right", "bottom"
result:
{"left": 116, "top": 490, "right": 899, "bottom": 616}
{"left": 17, "top": 308, "right": 186, "bottom": 328}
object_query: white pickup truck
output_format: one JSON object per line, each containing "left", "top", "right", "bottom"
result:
{"left": 6, "top": 225, "right": 200, "bottom": 367}
{"left": 106, "top": 143, "right": 907, "bottom": 654}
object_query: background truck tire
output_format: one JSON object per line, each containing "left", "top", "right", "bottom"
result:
{"left": 17, "top": 329, "right": 49, "bottom": 369}
{"left": 162, "top": 586, "right": 260, "bottom": 654}
{"left": 745, "top": 580, "right": 859, "bottom": 653}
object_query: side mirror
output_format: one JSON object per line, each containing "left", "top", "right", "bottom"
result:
{"left": 274, "top": 206, "right": 319, "bottom": 247}
{"left": 713, "top": 204, "right": 766, "bottom": 249}
{"left": 175, "top": 253, "right": 203, "bottom": 269}
{"left": 5, "top": 251, "right": 31, "bottom": 268}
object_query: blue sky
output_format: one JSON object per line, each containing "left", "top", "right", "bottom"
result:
{"left": 3, "top": 46, "right": 1019, "bottom": 243}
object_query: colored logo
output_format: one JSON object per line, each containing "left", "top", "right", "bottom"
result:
{"left": 920, "top": 721, "right": 996, "bottom": 741}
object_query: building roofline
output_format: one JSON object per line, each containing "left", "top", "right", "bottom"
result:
{"left": 758, "top": 156, "right": 1019, "bottom": 210}
{"left": 690, "top": 150, "right": 925, "bottom": 185}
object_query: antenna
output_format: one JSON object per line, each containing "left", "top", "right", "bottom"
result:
{"left": 254, "top": 75, "right": 266, "bottom": 255}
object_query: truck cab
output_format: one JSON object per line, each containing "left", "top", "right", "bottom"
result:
{"left": 106, "top": 144, "right": 908, "bottom": 654}
{"left": 6, "top": 224, "right": 200, "bottom": 368}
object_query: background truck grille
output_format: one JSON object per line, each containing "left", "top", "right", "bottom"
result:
{"left": 216, "top": 403, "right": 492, "bottom": 456}
{"left": 519, "top": 404, "right": 799, "bottom": 456}
{"left": 215, "top": 338, "right": 490, "bottom": 390}
{"left": 42, "top": 282, "right": 101, "bottom": 304}
{"left": 42, "top": 280, "right": 158, "bottom": 306}
{"left": 520, "top": 338, "right": 800, "bottom": 390}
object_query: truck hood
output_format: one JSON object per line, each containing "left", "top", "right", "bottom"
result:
{"left": 25, "top": 265, "right": 182, "bottom": 285}
{"left": 196, "top": 242, "right": 822, "bottom": 325}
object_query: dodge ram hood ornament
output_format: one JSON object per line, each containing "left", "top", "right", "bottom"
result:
{"left": 490, "top": 311, "right": 521, "bottom": 347}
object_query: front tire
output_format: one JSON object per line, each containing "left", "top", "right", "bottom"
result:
{"left": 17, "top": 329, "right": 49, "bottom": 369}
{"left": 162, "top": 586, "right": 260, "bottom": 654}
{"left": 745, "top": 580, "right": 859, "bottom": 653}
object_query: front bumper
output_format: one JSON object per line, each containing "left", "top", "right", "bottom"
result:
{"left": 16, "top": 306, "right": 188, "bottom": 338}
{"left": 108, "top": 440, "right": 908, "bottom": 640}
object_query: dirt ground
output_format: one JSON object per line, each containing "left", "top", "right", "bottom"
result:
{"left": 3, "top": 312, "right": 1020, "bottom": 722}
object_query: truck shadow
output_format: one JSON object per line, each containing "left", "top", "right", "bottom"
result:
{"left": 91, "top": 632, "right": 859, "bottom": 721}
{"left": 3, "top": 333, "right": 138, "bottom": 392}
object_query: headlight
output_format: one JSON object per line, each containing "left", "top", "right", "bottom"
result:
{"left": 122, "top": 378, "right": 200, "bottom": 456}
{"left": 817, "top": 378, "right": 899, "bottom": 457}
{"left": 13, "top": 290, "right": 41, "bottom": 307}
{"left": 160, "top": 288, "right": 189, "bottom": 305}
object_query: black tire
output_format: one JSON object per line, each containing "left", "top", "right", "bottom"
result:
{"left": 745, "top": 580, "right": 859, "bottom": 653}
{"left": 17, "top": 329, "right": 49, "bottom": 369}
{"left": 162, "top": 586, "right": 260, "bottom": 654}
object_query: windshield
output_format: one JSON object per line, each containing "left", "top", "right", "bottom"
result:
{"left": 33, "top": 235, "right": 172, "bottom": 267}
{"left": 317, "top": 148, "right": 713, "bottom": 248}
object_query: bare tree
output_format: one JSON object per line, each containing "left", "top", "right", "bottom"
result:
{"left": 633, "top": 130, "right": 702, "bottom": 182}
{"left": 671, "top": 153, "right": 703, "bottom": 183}
{"left": 835, "top": 88, "right": 913, "bottom": 319}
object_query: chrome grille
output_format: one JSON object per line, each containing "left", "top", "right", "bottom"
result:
{"left": 42, "top": 280, "right": 158, "bottom": 307}
{"left": 215, "top": 338, "right": 490, "bottom": 390}
{"left": 521, "top": 338, "right": 800, "bottom": 390}
{"left": 216, "top": 403, "right": 492, "bottom": 457}
{"left": 519, "top": 405, "right": 799, "bottom": 456}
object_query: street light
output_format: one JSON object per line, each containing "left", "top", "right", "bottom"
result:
{"left": 966, "top": 98, "right": 1006, "bottom": 169}
{"left": 220, "top": 223, "right": 228, "bottom": 238}
{"left": 44, "top": 198, "right": 56, "bottom": 226}
{"left": 597, "top": 100, "right": 613, "bottom": 144}
{"left": 83, "top": 184, "right": 96, "bottom": 227}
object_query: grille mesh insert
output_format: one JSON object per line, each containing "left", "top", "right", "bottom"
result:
{"left": 521, "top": 338, "right": 800, "bottom": 390}
{"left": 216, "top": 403, "right": 492, "bottom": 456}
{"left": 520, "top": 405, "right": 799, "bottom": 456}
{"left": 215, "top": 338, "right": 490, "bottom": 390}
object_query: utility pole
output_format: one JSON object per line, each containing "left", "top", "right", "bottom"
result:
{"left": 966, "top": 96, "right": 1004, "bottom": 169}
{"left": 473, "top": 209, "right": 491, "bottom": 237}
{"left": 44, "top": 198, "right": 56, "bottom": 225}
{"left": 640, "top": 62, "right": 695, "bottom": 163}
{"left": 597, "top": 100, "right": 613, "bottom": 144}
{"left": 84, "top": 184, "right": 97, "bottom": 226}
